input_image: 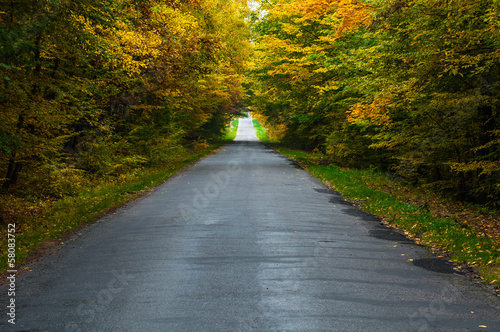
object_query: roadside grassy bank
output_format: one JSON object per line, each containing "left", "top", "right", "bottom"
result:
{"left": 0, "top": 147, "right": 217, "bottom": 272}
{"left": 1, "top": 121, "right": 239, "bottom": 273}
{"left": 224, "top": 118, "right": 239, "bottom": 141}
{"left": 252, "top": 118, "right": 274, "bottom": 143}
{"left": 253, "top": 118, "right": 500, "bottom": 287}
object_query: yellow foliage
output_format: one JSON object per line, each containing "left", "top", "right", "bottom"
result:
{"left": 334, "top": 0, "right": 372, "bottom": 37}
{"left": 347, "top": 94, "right": 392, "bottom": 126}
{"left": 312, "top": 79, "right": 340, "bottom": 93}
{"left": 254, "top": 0, "right": 373, "bottom": 100}
{"left": 151, "top": 4, "right": 199, "bottom": 38}
{"left": 70, "top": 12, "right": 163, "bottom": 76}
{"left": 252, "top": 112, "right": 287, "bottom": 140}
{"left": 274, "top": 0, "right": 336, "bottom": 20}
{"left": 447, "top": 161, "right": 500, "bottom": 177}
{"left": 271, "top": 0, "right": 372, "bottom": 38}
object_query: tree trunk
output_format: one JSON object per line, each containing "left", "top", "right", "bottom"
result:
{"left": 2, "top": 113, "right": 25, "bottom": 190}
{"left": 2, "top": 154, "right": 22, "bottom": 190}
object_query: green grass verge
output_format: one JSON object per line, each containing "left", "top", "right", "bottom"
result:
{"left": 1, "top": 146, "right": 218, "bottom": 272}
{"left": 252, "top": 117, "right": 500, "bottom": 285}
{"left": 252, "top": 118, "right": 275, "bottom": 143}
{"left": 222, "top": 118, "right": 239, "bottom": 141}
{"left": 2, "top": 118, "right": 242, "bottom": 273}
{"left": 277, "top": 147, "right": 500, "bottom": 284}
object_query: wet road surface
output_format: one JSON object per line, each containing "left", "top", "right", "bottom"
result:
{"left": 1, "top": 115, "right": 499, "bottom": 331}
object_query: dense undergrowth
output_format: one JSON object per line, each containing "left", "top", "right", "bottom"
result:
{"left": 225, "top": 118, "right": 240, "bottom": 142}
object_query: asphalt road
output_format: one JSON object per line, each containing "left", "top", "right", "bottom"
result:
{"left": 2, "top": 115, "right": 499, "bottom": 331}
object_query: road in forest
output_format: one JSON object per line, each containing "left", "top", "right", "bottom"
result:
{"left": 1, "top": 115, "right": 499, "bottom": 331}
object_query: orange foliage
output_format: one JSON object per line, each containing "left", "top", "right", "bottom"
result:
{"left": 347, "top": 95, "right": 392, "bottom": 127}
{"left": 335, "top": 0, "right": 372, "bottom": 37}
{"left": 252, "top": 112, "right": 287, "bottom": 140}
{"left": 273, "top": 0, "right": 372, "bottom": 38}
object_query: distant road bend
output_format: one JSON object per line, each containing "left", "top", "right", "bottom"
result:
{"left": 1, "top": 115, "right": 499, "bottom": 331}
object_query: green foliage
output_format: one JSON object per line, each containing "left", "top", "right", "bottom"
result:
{"left": 248, "top": 0, "right": 500, "bottom": 207}
{"left": 252, "top": 118, "right": 268, "bottom": 142}
{"left": 0, "top": 0, "right": 251, "bottom": 191}
{"left": 252, "top": 117, "right": 276, "bottom": 143}
{"left": 222, "top": 118, "right": 239, "bottom": 141}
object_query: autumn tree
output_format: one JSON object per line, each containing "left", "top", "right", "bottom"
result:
{"left": 0, "top": 0, "right": 252, "bottom": 196}
{"left": 249, "top": 0, "right": 500, "bottom": 205}
{"left": 350, "top": 0, "right": 500, "bottom": 203}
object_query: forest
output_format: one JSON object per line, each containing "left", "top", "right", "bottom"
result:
{"left": 0, "top": 0, "right": 499, "bottom": 258}
{"left": 0, "top": 0, "right": 251, "bottom": 215}
{"left": 249, "top": 0, "right": 500, "bottom": 207}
